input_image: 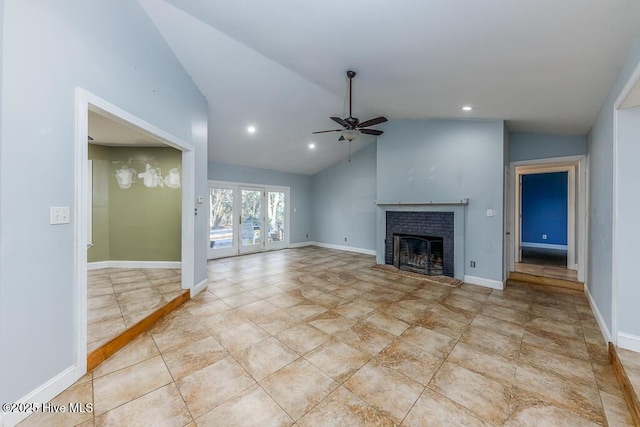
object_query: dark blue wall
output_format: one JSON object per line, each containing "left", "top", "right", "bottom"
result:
{"left": 522, "top": 172, "right": 567, "bottom": 246}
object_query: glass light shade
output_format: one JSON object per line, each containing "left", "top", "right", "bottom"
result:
{"left": 342, "top": 129, "right": 359, "bottom": 141}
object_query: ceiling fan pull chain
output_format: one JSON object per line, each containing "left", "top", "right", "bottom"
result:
{"left": 348, "top": 141, "right": 352, "bottom": 162}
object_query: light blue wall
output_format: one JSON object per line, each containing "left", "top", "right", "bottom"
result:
{"left": 208, "top": 162, "right": 312, "bottom": 244}
{"left": 587, "top": 38, "right": 640, "bottom": 336}
{"left": 510, "top": 133, "right": 587, "bottom": 162}
{"left": 521, "top": 172, "right": 568, "bottom": 246}
{"left": 0, "top": 1, "right": 207, "bottom": 405}
{"left": 616, "top": 105, "right": 640, "bottom": 339}
{"left": 311, "top": 143, "right": 377, "bottom": 250}
{"left": 376, "top": 119, "right": 506, "bottom": 283}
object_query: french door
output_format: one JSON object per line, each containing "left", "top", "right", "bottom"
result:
{"left": 208, "top": 181, "right": 289, "bottom": 259}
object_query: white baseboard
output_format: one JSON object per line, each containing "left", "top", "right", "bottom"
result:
{"left": 521, "top": 242, "right": 568, "bottom": 250}
{"left": 87, "top": 261, "right": 109, "bottom": 270}
{"left": 191, "top": 278, "right": 208, "bottom": 298}
{"left": 311, "top": 241, "right": 376, "bottom": 256}
{"left": 1, "top": 366, "right": 78, "bottom": 427}
{"left": 617, "top": 332, "right": 640, "bottom": 353}
{"left": 87, "top": 260, "right": 181, "bottom": 270}
{"left": 463, "top": 275, "right": 504, "bottom": 290}
{"left": 288, "top": 241, "right": 315, "bottom": 248}
{"left": 585, "top": 284, "right": 612, "bottom": 343}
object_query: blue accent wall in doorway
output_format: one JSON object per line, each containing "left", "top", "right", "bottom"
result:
{"left": 522, "top": 172, "right": 568, "bottom": 246}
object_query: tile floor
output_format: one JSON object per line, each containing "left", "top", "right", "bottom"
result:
{"left": 617, "top": 346, "right": 640, "bottom": 415}
{"left": 87, "top": 268, "right": 183, "bottom": 352}
{"left": 22, "top": 247, "right": 635, "bottom": 426}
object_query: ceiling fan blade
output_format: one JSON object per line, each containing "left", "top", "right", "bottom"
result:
{"left": 312, "top": 129, "right": 342, "bottom": 134}
{"left": 330, "top": 117, "right": 349, "bottom": 127}
{"left": 360, "top": 128, "right": 383, "bottom": 136}
{"left": 338, "top": 136, "right": 345, "bottom": 141}
{"left": 358, "top": 116, "right": 388, "bottom": 128}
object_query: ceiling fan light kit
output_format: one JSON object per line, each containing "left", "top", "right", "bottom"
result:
{"left": 312, "top": 70, "right": 387, "bottom": 143}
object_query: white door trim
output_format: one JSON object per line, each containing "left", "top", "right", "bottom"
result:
{"left": 509, "top": 155, "right": 586, "bottom": 278}
{"left": 74, "top": 88, "right": 195, "bottom": 378}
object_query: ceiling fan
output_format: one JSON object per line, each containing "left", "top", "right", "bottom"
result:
{"left": 313, "top": 70, "right": 387, "bottom": 142}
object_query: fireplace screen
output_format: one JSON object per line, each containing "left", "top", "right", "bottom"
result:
{"left": 393, "top": 234, "right": 444, "bottom": 276}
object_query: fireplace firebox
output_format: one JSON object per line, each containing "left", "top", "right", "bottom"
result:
{"left": 393, "top": 234, "right": 444, "bottom": 275}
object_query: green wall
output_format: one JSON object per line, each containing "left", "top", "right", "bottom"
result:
{"left": 88, "top": 145, "right": 182, "bottom": 262}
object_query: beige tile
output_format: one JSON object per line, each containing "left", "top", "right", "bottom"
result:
{"left": 115, "top": 286, "right": 161, "bottom": 304}
{"left": 88, "top": 294, "right": 118, "bottom": 310}
{"left": 93, "top": 355, "right": 172, "bottom": 415}
{"left": 599, "top": 389, "right": 636, "bottom": 427}
{"left": 522, "top": 329, "right": 590, "bottom": 360}
{"left": 19, "top": 381, "right": 93, "bottom": 427}
{"left": 528, "top": 302, "right": 580, "bottom": 323}
{"left": 237, "top": 300, "right": 280, "bottom": 321}
{"left": 163, "top": 336, "right": 227, "bottom": 380}
{"left": 527, "top": 316, "right": 584, "bottom": 340}
{"left": 195, "top": 385, "right": 292, "bottom": 426}
{"left": 470, "top": 313, "right": 525, "bottom": 338}
{"left": 381, "top": 300, "right": 431, "bottom": 323}
{"left": 592, "top": 361, "right": 624, "bottom": 396}
{"left": 399, "top": 326, "right": 457, "bottom": 358}
{"left": 149, "top": 309, "right": 210, "bottom": 353}
{"left": 95, "top": 383, "right": 191, "bottom": 427}
{"left": 513, "top": 363, "right": 605, "bottom": 424}
{"left": 88, "top": 304, "right": 122, "bottom": 325}
{"left": 375, "top": 339, "right": 443, "bottom": 386}
{"left": 297, "top": 386, "right": 396, "bottom": 426}
{"left": 198, "top": 309, "right": 248, "bottom": 336}
{"left": 252, "top": 309, "right": 300, "bottom": 335}
{"left": 416, "top": 309, "right": 469, "bottom": 339}
{"left": 183, "top": 298, "right": 231, "bottom": 319}
{"left": 176, "top": 357, "right": 255, "bottom": 419}
{"left": 403, "top": 388, "right": 494, "bottom": 427}
{"left": 286, "top": 304, "right": 328, "bottom": 320}
{"left": 260, "top": 358, "right": 338, "bottom": 420}
{"left": 441, "top": 294, "right": 483, "bottom": 314}
{"left": 447, "top": 342, "right": 517, "bottom": 387}
{"left": 216, "top": 322, "right": 269, "bottom": 354}
{"left": 87, "top": 317, "right": 126, "bottom": 344}
{"left": 616, "top": 347, "right": 640, "bottom": 392}
{"left": 518, "top": 342, "right": 597, "bottom": 389}
{"left": 362, "top": 312, "right": 409, "bottom": 336}
{"left": 305, "top": 339, "right": 369, "bottom": 383}
{"left": 93, "top": 332, "right": 159, "bottom": 378}
{"left": 276, "top": 323, "right": 331, "bottom": 355}
{"left": 459, "top": 325, "right": 523, "bottom": 361}
{"left": 235, "top": 337, "right": 298, "bottom": 381}
{"left": 333, "top": 302, "right": 376, "bottom": 320}
{"left": 428, "top": 361, "right": 510, "bottom": 424}
{"left": 336, "top": 319, "right": 396, "bottom": 355}
{"left": 480, "top": 303, "right": 529, "bottom": 325}
{"left": 344, "top": 361, "right": 424, "bottom": 423}
{"left": 505, "top": 388, "right": 601, "bottom": 427}
{"left": 306, "top": 310, "right": 356, "bottom": 335}
{"left": 118, "top": 295, "right": 167, "bottom": 317}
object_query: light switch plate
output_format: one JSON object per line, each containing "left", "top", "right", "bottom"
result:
{"left": 50, "top": 207, "right": 70, "bottom": 224}
{"left": 486, "top": 209, "right": 494, "bottom": 217}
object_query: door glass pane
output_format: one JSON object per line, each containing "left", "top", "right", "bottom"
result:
{"left": 210, "top": 188, "right": 234, "bottom": 250}
{"left": 268, "top": 191, "right": 285, "bottom": 243}
{"left": 241, "top": 189, "right": 262, "bottom": 247}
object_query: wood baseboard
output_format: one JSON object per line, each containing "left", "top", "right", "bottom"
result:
{"left": 609, "top": 343, "right": 640, "bottom": 426}
{"left": 87, "top": 290, "right": 190, "bottom": 371}
{"left": 508, "top": 271, "right": 584, "bottom": 291}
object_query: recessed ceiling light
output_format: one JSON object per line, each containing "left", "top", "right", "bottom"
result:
{"left": 309, "top": 143, "right": 316, "bottom": 149}
{"left": 462, "top": 105, "right": 474, "bottom": 112}
{"left": 247, "top": 125, "right": 256, "bottom": 133}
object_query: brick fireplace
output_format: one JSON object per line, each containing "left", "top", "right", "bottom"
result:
{"left": 385, "top": 211, "right": 454, "bottom": 277}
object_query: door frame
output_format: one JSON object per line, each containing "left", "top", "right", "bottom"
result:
{"left": 74, "top": 88, "right": 195, "bottom": 376}
{"left": 238, "top": 186, "right": 266, "bottom": 255}
{"left": 509, "top": 155, "right": 587, "bottom": 281}
{"left": 207, "top": 180, "right": 290, "bottom": 259}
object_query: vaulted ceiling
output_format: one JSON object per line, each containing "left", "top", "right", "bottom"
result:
{"left": 139, "top": 0, "right": 640, "bottom": 175}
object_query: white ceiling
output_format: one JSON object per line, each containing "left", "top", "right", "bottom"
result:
{"left": 138, "top": 0, "right": 640, "bottom": 175}
{"left": 88, "top": 110, "right": 168, "bottom": 147}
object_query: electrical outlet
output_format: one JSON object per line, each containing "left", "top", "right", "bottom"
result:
{"left": 344, "top": 237, "right": 347, "bottom": 242}
{"left": 306, "top": 233, "right": 309, "bottom": 238}
{"left": 542, "top": 234, "right": 547, "bottom": 240}
{"left": 470, "top": 261, "right": 476, "bottom": 268}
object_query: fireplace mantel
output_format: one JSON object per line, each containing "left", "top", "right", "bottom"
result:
{"left": 375, "top": 198, "right": 469, "bottom": 206}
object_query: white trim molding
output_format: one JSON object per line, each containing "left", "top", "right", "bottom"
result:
{"left": 617, "top": 332, "right": 640, "bottom": 353}
{"left": 0, "top": 366, "right": 78, "bottom": 427}
{"left": 312, "top": 242, "right": 377, "bottom": 256}
{"left": 191, "top": 278, "right": 208, "bottom": 298}
{"left": 464, "top": 275, "right": 504, "bottom": 290}
{"left": 521, "top": 242, "right": 568, "bottom": 250}
{"left": 88, "top": 261, "right": 181, "bottom": 270}
{"left": 585, "top": 284, "right": 612, "bottom": 343}
{"left": 288, "top": 241, "right": 315, "bottom": 249}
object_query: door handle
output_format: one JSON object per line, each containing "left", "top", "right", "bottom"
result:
{"left": 506, "top": 232, "right": 511, "bottom": 235}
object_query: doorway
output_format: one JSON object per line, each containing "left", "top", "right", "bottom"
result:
{"left": 208, "top": 181, "right": 289, "bottom": 259}
{"left": 509, "top": 156, "right": 586, "bottom": 283}
{"left": 74, "top": 88, "right": 195, "bottom": 375}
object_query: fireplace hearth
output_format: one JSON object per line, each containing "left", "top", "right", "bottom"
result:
{"left": 393, "top": 234, "right": 444, "bottom": 275}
